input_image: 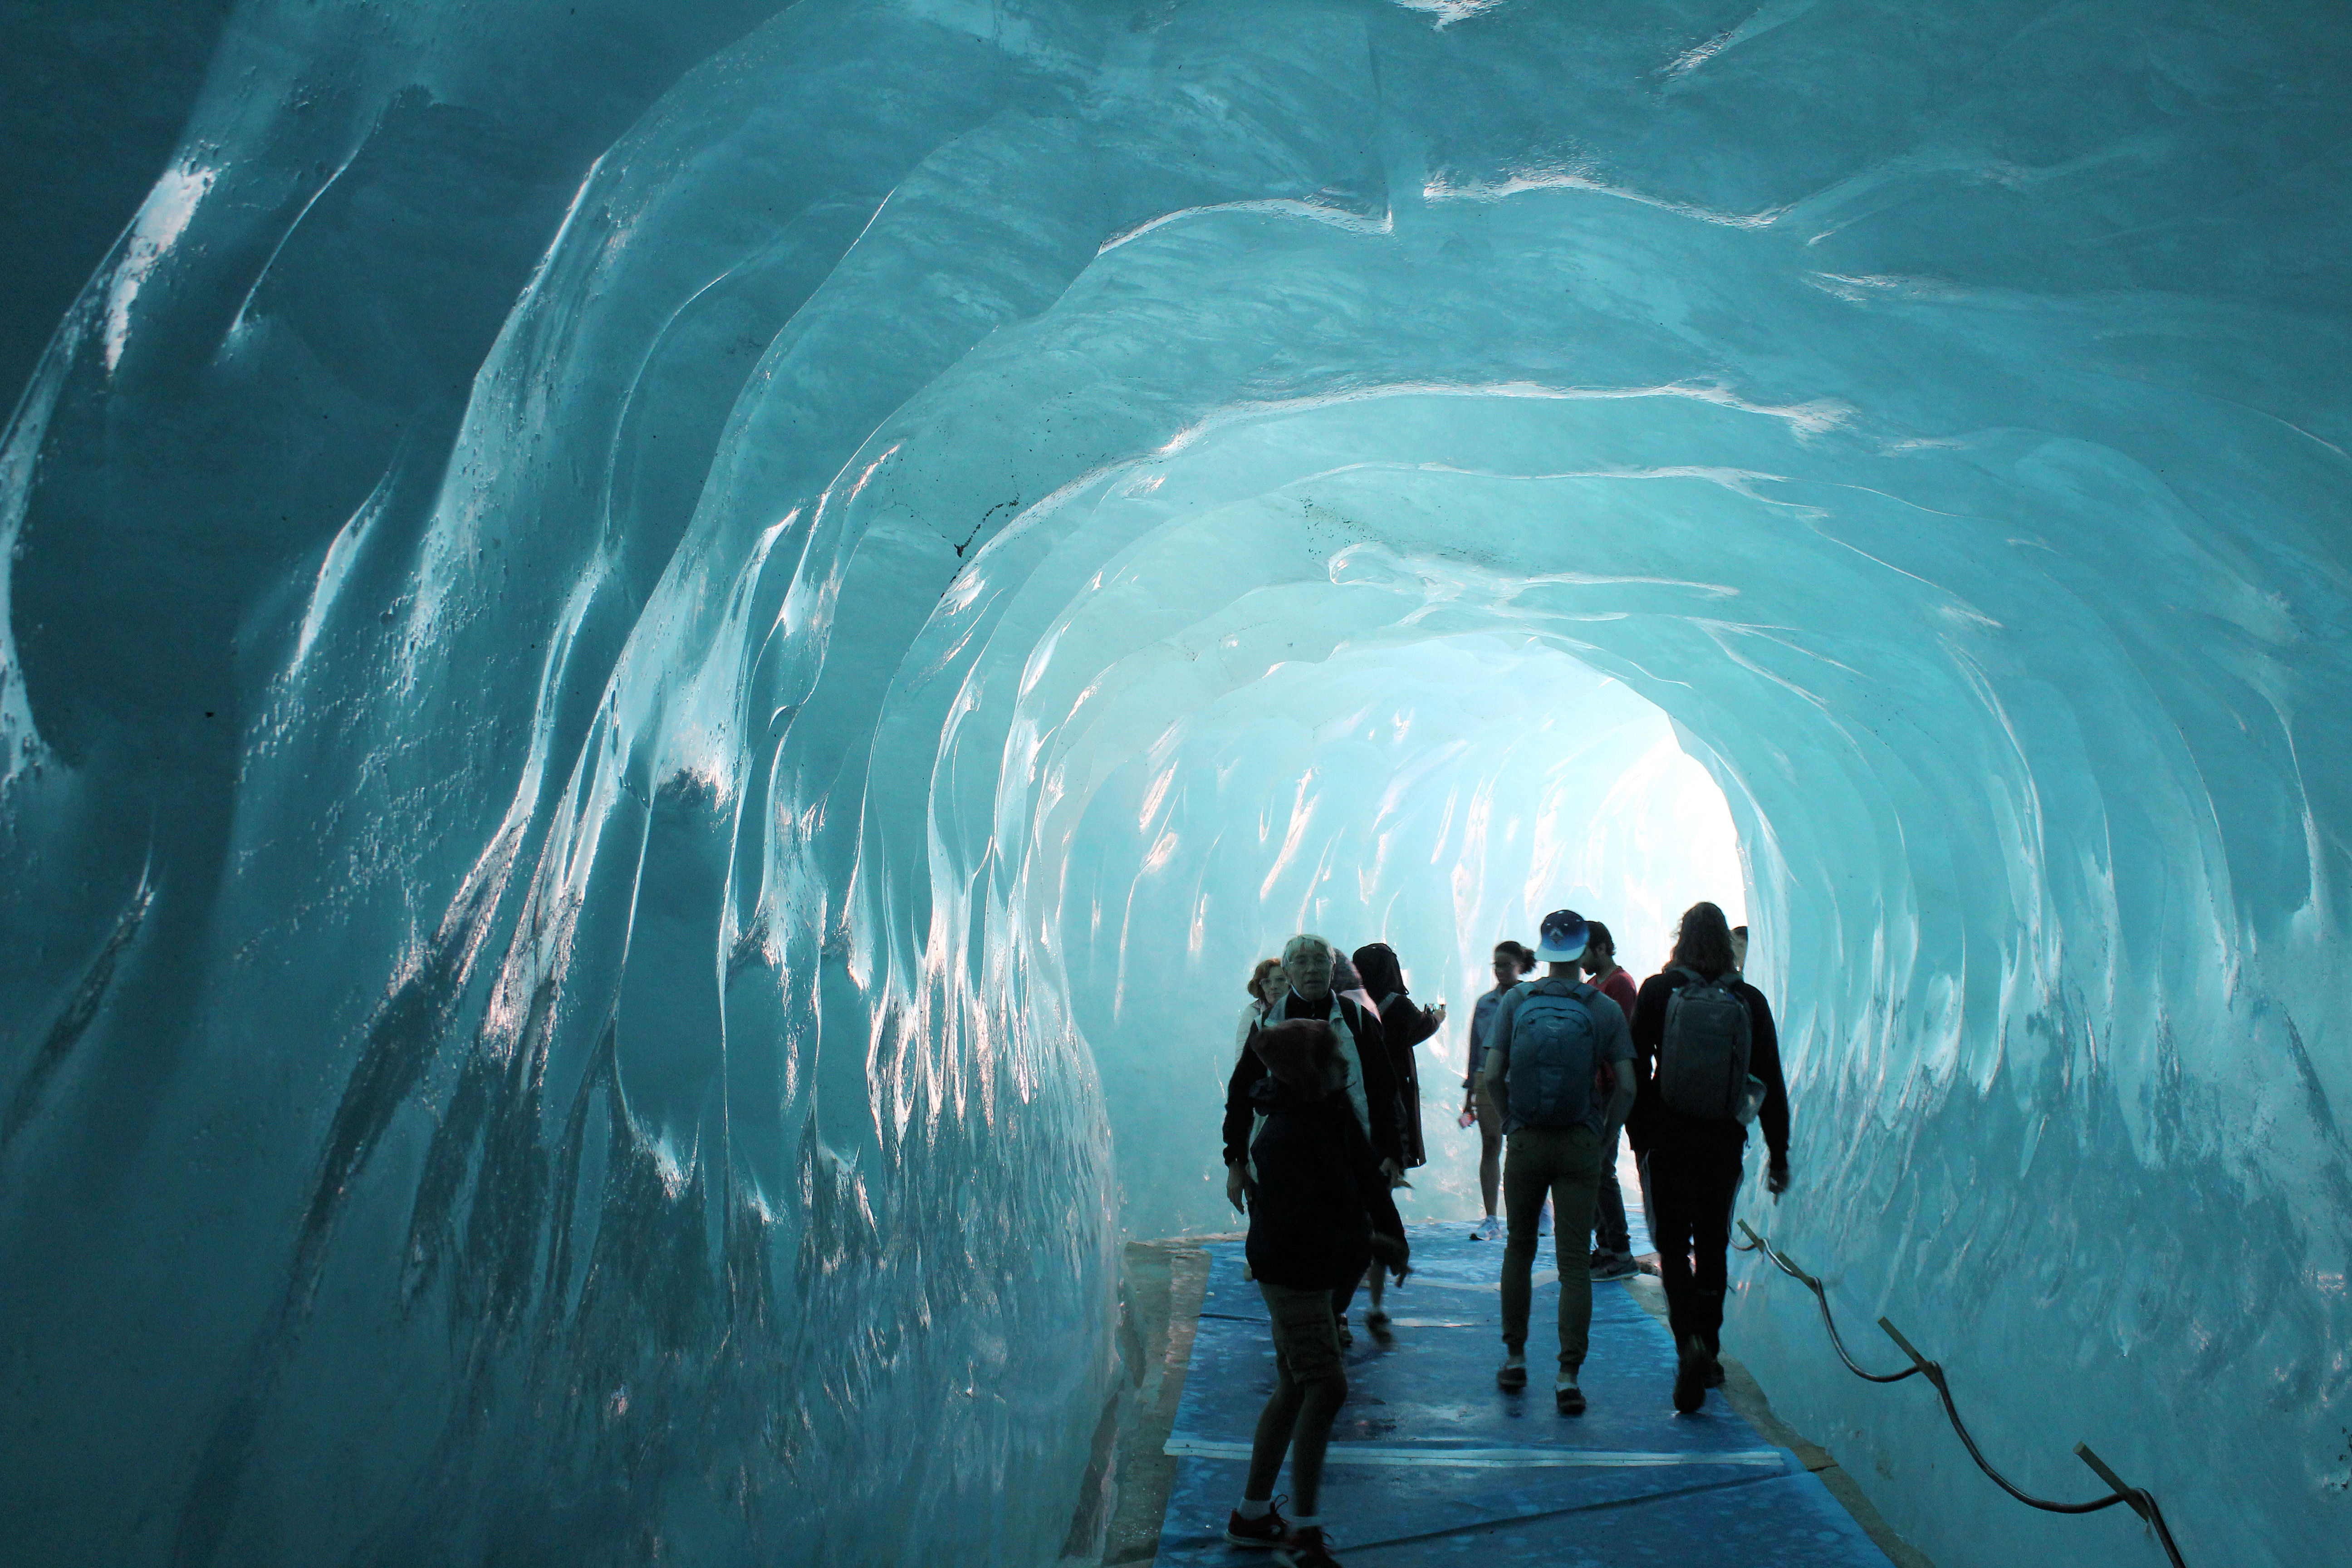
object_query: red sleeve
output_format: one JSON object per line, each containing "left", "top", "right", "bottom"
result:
{"left": 1600, "top": 971, "right": 1638, "bottom": 1015}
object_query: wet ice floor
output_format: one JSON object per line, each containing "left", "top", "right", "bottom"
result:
{"left": 1150, "top": 1220, "right": 1894, "bottom": 1567}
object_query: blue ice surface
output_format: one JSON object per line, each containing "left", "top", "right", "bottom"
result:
{"left": 1156, "top": 1225, "right": 1891, "bottom": 1568}
{"left": 1, "top": 1, "right": 2346, "bottom": 1565}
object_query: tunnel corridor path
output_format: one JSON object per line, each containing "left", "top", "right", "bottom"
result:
{"left": 1146, "top": 1222, "right": 1901, "bottom": 1568}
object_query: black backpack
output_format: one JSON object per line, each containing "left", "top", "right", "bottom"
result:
{"left": 1656, "top": 966, "right": 1752, "bottom": 1121}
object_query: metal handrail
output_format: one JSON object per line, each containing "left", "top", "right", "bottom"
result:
{"left": 1734, "top": 1220, "right": 2189, "bottom": 1568}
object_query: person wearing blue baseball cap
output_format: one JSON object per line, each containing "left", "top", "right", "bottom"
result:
{"left": 1480, "top": 909, "right": 1636, "bottom": 1414}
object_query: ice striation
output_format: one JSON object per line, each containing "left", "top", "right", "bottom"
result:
{"left": 0, "top": 3, "right": 2347, "bottom": 1566}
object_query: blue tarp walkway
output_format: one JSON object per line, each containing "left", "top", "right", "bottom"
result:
{"left": 1149, "top": 1221, "right": 1896, "bottom": 1567}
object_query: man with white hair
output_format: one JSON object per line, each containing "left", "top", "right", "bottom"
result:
{"left": 1223, "top": 934, "right": 1403, "bottom": 1202}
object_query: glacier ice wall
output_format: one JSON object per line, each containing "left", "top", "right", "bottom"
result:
{"left": 2, "top": 2, "right": 2348, "bottom": 1566}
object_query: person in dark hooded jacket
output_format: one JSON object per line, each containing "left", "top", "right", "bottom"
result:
{"left": 1348, "top": 942, "right": 1445, "bottom": 1332}
{"left": 1348, "top": 943, "right": 1446, "bottom": 1170}
{"left": 1220, "top": 1011, "right": 1409, "bottom": 1568}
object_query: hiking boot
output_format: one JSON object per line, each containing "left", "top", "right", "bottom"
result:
{"left": 1672, "top": 1336, "right": 1708, "bottom": 1414}
{"left": 1223, "top": 1497, "right": 1290, "bottom": 1549}
{"left": 1589, "top": 1249, "right": 1638, "bottom": 1282}
{"left": 1554, "top": 1372, "right": 1586, "bottom": 1416}
{"left": 1496, "top": 1352, "right": 1527, "bottom": 1391}
{"left": 1274, "top": 1525, "right": 1343, "bottom": 1568}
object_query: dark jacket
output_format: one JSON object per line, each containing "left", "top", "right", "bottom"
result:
{"left": 1374, "top": 992, "right": 1438, "bottom": 1168}
{"left": 1242, "top": 1073, "right": 1406, "bottom": 1290}
{"left": 1626, "top": 968, "right": 1790, "bottom": 1165}
{"left": 1350, "top": 944, "right": 1437, "bottom": 1166}
{"left": 1223, "top": 989, "right": 1399, "bottom": 1168}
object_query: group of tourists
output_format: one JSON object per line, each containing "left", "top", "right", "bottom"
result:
{"left": 1215, "top": 904, "right": 1792, "bottom": 1568}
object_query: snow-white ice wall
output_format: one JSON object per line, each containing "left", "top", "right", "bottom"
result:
{"left": 1, "top": 2, "right": 2347, "bottom": 1565}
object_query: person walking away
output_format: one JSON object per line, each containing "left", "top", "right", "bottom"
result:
{"left": 1627, "top": 901, "right": 1790, "bottom": 1414}
{"left": 1348, "top": 943, "right": 1447, "bottom": 1330}
{"left": 1236, "top": 957, "right": 1286, "bottom": 1058}
{"left": 1460, "top": 940, "right": 1535, "bottom": 1240}
{"left": 1225, "top": 936, "right": 1400, "bottom": 1344}
{"left": 1483, "top": 910, "right": 1634, "bottom": 1415}
{"left": 1578, "top": 921, "right": 1642, "bottom": 1283}
{"left": 1221, "top": 1011, "right": 1411, "bottom": 1567}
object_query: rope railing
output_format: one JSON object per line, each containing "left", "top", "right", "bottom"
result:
{"left": 1734, "top": 1220, "right": 2189, "bottom": 1568}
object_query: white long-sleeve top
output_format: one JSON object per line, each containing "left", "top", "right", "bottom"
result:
{"left": 1235, "top": 999, "right": 1272, "bottom": 1059}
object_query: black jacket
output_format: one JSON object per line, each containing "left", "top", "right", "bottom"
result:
{"left": 1222, "top": 990, "right": 1399, "bottom": 1167}
{"left": 1626, "top": 969, "right": 1790, "bottom": 1165}
{"left": 1242, "top": 1075, "right": 1406, "bottom": 1290}
{"left": 1375, "top": 992, "right": 1438, "bottom": 1168}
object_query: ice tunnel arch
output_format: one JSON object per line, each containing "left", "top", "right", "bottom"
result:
{"left": 1, "top": 3, "right": 2348, "bottom": 1568}
{"left": 1030, "top": 627, "right": 1749, "bottom": 1238}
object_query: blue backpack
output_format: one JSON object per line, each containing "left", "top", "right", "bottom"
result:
{"left": 1504, "top": 978, "right": 1602, "bottom": 1128}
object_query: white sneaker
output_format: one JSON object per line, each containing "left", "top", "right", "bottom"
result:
{"left": 1472, "top": 1215, "right": 1500, "bottom": 1241}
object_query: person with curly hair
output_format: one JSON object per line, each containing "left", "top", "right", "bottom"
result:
{"left": 1235, "top": 956, "right": 1287, "bottom": 1058}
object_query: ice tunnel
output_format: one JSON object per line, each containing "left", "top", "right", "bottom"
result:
{"left": 0, "top": 2, "right": 2346, "bottom": 1565}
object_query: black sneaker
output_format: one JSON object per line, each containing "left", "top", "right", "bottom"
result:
{"left": 1555, "top": 1377, "right": 1587, "bottom": 1416}
{"left": 1704, "top": 1354, "right": 1726, "bottom": 1389}
{"left": 1589, "top": 1249, "right": 1638, "bottom": 1283}
{"left": 1274, "top": 1525, "right": 1343, "bottom": 1568}
{"left": 1673, "top": 1336, "right": 1708, "bottom": 1414}
{"left": 1224, "top": 1497, "right": 1291, "bottom": 1549}
{"left": 1496, "top": 1356, "right": 1528, "bottom": 1392}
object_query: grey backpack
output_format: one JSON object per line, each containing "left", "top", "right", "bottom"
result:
{"left": 1657, "top": 966, "right": 1753, "bottom": 1120}
{"left": 1504, "top": 978, "right": 1602, "bottom": 1128}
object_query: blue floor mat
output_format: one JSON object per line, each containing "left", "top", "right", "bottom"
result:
{"left": 1154, "top": 1224, "right": 1892, "bottom": 1568}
